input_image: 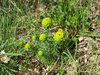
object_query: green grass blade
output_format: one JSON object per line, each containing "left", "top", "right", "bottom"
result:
{"left": 0, "top": 39, "right": 8, "bottom": 50}
{"left": 3, "top": 53, "right": 23, "bottom": 56}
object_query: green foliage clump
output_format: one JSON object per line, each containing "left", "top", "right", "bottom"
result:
{"left": 0, "top": 0, "right": 91, "bottom": 75}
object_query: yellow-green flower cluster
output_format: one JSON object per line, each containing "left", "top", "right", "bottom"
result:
{"left": 19, "top": 41, "right": 23, "bottom": 45}
{"left": 39, "top": 34, "right": 46, "bottom": 41}
{"left": 58, "top": 28, "right": 63, "bottom": 32}
{"left": 53, "top": 28, "right": 64, "bottom": 42}
{"left": 32, "top": 35, "right": 36, "bottom": 40}
{"left": 42, "top": 18, "right": 51, "bottom": 27}
{"left": 25, "top": 43, "right": 31, "bottom": 49}
{"left": 38, "top": 51, "right": 43, "bottom": 56}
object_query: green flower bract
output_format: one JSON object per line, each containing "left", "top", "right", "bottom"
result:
{"left": 25, "top": 43, "right": 31, "bottom": 49}
{"left": 38, "top": 51, "right": 43, "bottom": 56}
{"left": 39, "top": 34, "right": 46, "bottom": 41}
{"left": 19, "top": 41, "right": 23, "bottom": 45}
{"left": 58, "top": 28, "right": 63, "bottom": 32}
{"left": 32, "top": 35, "right": 36, "bottom": 40}
{"left": 53, "top": 29, "right": 64, "bottom": 42}
{"left": 42, "top": 18, "right": 51, "bottom": 27}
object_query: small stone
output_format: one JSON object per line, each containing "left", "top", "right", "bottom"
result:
{"left": 1, "top": 56, "right": 9, "bottom": 63}
{"left": 84, "top": 47, "right": 89, "bottom": 50}
{"left": 79, "top": 36, "right": 84, "bottom": 42}
{"left": 18, "top": 66, "right": 22, "bottom": 70}
{"left": 84, "top": 59, "right": 87, "bottom": 63}
{"left": 0, "top": 50, "right": 5, "bottom": 55}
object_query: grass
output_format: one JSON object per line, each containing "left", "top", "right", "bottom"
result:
{"left": 0, "top": 0, "right": 100, "bottom": 75}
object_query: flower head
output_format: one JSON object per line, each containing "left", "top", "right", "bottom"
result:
{"left": 53, "top": 29, "right": 64, "bottom": 42}
{"left": 25, "top": 43, "right": 31, "bottom": 49}
{"left": 38, "top": 51, "right": 43, "bottom": 56}
{"left": 58, "top": 28, "right": 63, "bottom": 32}
{"left": 42, "top": 18, "right": 51, "bottom": 27}
{"left": 32, "top": 35, "right": 36, "bottom": 40}
{"left": 39, "top": 34, "right": 46, "bottom": 41}
{"left": 19, "top": 41, "right": 23, "bottom": 45}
